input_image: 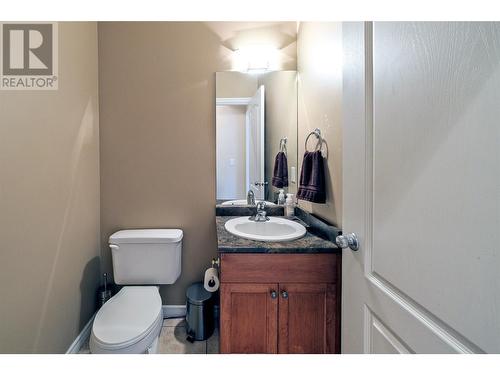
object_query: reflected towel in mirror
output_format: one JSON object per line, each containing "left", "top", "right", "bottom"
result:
{"left": 272, "top": 151, "right": 288, "bottom": 188}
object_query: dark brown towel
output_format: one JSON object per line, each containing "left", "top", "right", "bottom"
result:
{"left": 271, "top": 151, "right": 288, "bottom": 188}
{"left": 297, "top": 150, "right": 326, "bottom": 203}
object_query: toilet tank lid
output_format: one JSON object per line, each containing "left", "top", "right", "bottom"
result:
{"left": 109, "top": 229, "right": 183, "bottom": 244}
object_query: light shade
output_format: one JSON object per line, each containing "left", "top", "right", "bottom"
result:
{"left": 233, "top": 44, "right": 279, "bottom": 73}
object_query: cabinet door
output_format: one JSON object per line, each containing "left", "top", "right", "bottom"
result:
{"left": 220, "top": 283, "right": 279, "bottom": 353}
{"left": 278, "top": 283, "right": 339, "bottom": 353}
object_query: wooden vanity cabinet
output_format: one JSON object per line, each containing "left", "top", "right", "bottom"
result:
{"left": 220, "top": 283, "right": 278, "bottom": 353}
{"left": 219, "top": 253, "right": 341, "bottom": 354}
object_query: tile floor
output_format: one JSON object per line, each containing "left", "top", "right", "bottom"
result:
{"left": 78, "top": 317, "right": 219, "bottom": 354}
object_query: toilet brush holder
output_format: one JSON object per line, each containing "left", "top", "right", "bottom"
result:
{"left": 97, "top": 272, "right": 114, "bottom": 307}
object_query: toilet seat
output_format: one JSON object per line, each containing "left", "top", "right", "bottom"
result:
{"left": 90, "top": 286, "right": 163, "bottom": 354}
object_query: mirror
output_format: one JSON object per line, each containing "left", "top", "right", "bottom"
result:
{"left": 216, "top": 71, "right": 297, "bottom": 204}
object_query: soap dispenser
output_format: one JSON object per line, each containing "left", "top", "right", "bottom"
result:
{"left": 285, "top": 193, "right": 295, "bottom": 217}
{"left": 278, "top": 189, "right": 285, "bottom": 205}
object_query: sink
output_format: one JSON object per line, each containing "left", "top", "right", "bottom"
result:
{"left": 225, "top": 216, "right": 306, "bottom": 242}
{"left": 221, "top": 199, "right": 276, "bottom": 206}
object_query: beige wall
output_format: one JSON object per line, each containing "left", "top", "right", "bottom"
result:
{"left": 297, "top": 22, "right": 343, "bottom": 227}
{"left": 216, "top": 72, "right": 258, "bottom": 98}
{"left": 98, "top": 22, "right": 233, "bottom": 304}
{"left": 0, "top": 22, "right": 100, "bottom": 353}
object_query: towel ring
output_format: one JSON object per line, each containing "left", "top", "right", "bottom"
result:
{"left": 305, "top": 128, "right": 328, "bottom": 157}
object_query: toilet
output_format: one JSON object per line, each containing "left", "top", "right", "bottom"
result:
{"left": 90, "top": 229, "right": 183, "bottom": 354}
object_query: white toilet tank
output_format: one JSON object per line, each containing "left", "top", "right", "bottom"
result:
{"left": 109, "top": 229, "right": 183, "bottom": 285}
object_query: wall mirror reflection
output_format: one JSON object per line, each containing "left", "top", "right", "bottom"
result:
{"left": 216, "top": 71, "right": 297, "bottom": 205}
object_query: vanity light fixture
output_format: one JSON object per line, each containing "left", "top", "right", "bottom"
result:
{"left": 233, "top": 44, "right": 279, "bottom": 73}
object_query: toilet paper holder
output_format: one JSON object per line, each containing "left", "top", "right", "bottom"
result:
{"left": 204, "top": 259, "right": 220, "bottom": 292}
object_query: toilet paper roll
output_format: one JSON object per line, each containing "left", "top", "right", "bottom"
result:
{"left": 204, "top": 267, "right": 220, "bottom": 292}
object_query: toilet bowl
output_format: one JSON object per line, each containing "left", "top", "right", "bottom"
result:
{"left": 89, "top": 229, "right": 183, "bottom": 354}
{"left": 90, "top": 286, "right": 163, "bottom": 354}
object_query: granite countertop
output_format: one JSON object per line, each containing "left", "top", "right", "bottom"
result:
{"left": 216, "top": 216, "right": 340, "bottom": 254}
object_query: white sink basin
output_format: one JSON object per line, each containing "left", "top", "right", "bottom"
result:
{"left": 225, "top": 216, "right": 306, "bottom": 242}
{"left": 221, "top": 199, "right": 276, "bottom": 206}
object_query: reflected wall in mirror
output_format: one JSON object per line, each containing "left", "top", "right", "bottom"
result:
{"left": 216, "top": 71, "right": 297, "bottom": 204}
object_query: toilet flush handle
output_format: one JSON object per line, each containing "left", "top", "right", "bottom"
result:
{"left": 109, "top": 244, "right": 119, "bottom": 250}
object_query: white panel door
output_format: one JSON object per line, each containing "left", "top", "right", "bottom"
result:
{"left": 342, "top": 22, "right": 500, "bottom": 353}
{"left": 246, "top": 85, "right": 265, "bottom": 200}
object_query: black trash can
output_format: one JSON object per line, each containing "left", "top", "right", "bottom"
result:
{"left": 186, "top": 282, "right": 214, "bottom": 341}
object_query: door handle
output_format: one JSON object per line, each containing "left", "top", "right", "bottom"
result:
{"left": 335, "top": 233, "right": 359, "bottom": 251}
{"left": 281, "top": 290, "right": 288, "bottom": 299}
{"left": 270, "top": 290, "right": 277, "bottom": 299}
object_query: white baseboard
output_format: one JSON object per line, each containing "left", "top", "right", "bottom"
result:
{"left": 66, "top": 305, "right": 186, "bottom": 354}
{"left": 162, "top": 305, "right": 187, "bottom": 319}
{"left": 66, "top": 313, "right": 95, "bottom": 354}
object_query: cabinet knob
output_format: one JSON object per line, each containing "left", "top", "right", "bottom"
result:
{"left": 270, "top": 290, "right": 277, "bottom": 299}
{"left": 281, "top": 290, "right": 288, "bottom": 299}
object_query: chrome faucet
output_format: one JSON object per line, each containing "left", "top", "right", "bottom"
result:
{"left": 249, "top": 201, "right": 270, "bottom": 222}
{"left": 247, "top": 189, "right": 255, "bottom": 205}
